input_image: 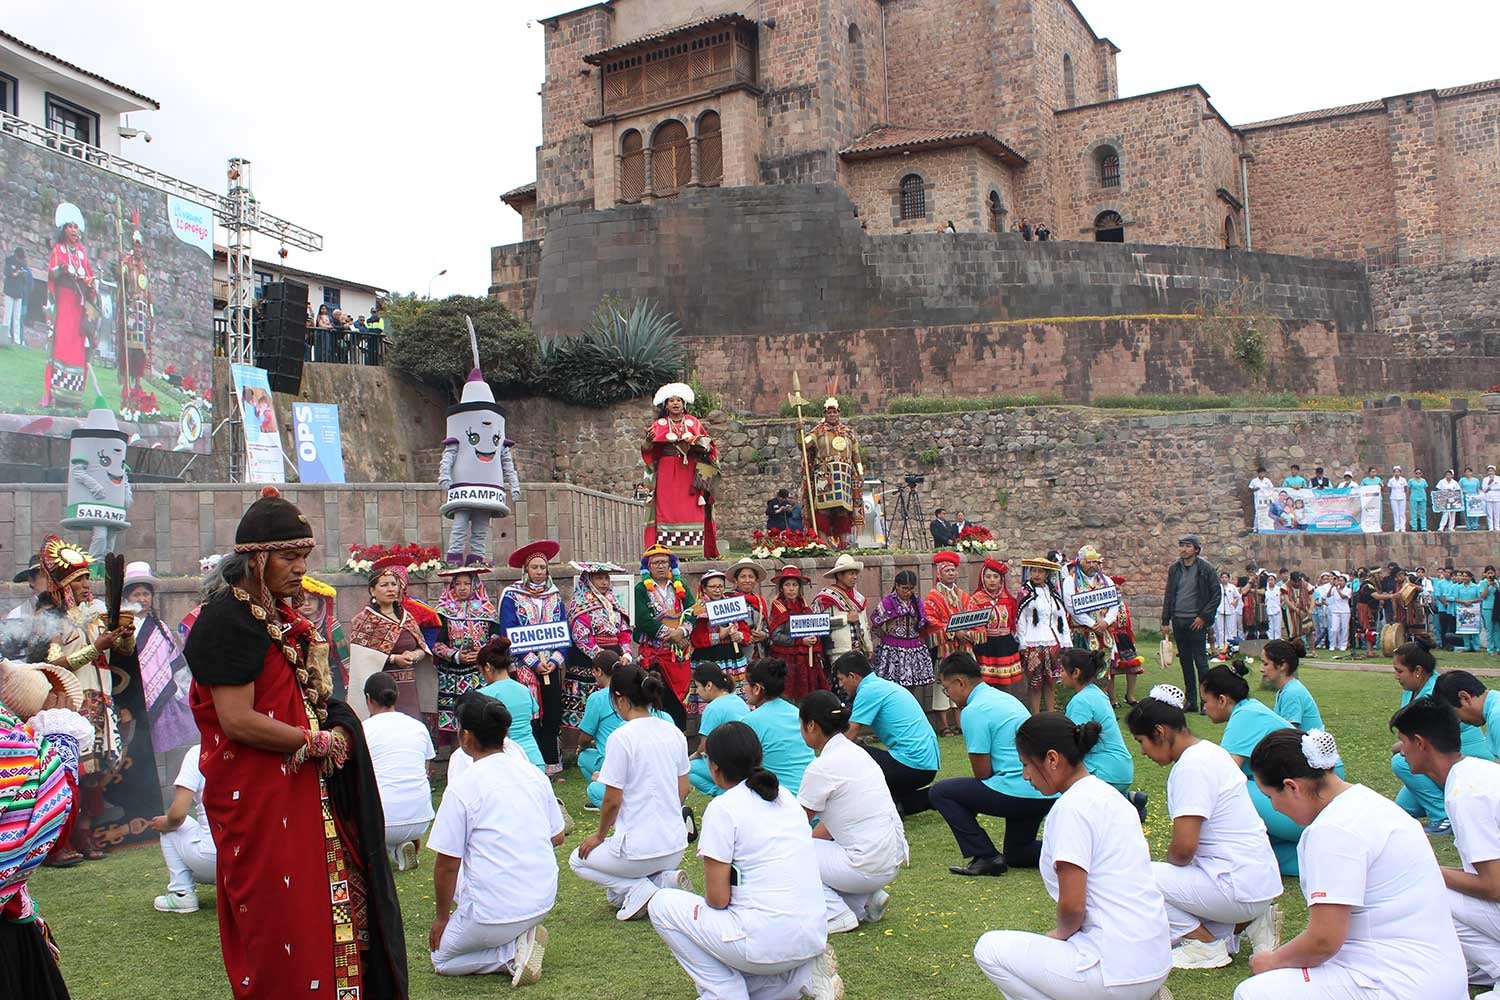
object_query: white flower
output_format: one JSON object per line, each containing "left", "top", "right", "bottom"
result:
{"left": 771, "top": 547, "right": 785, "bottom": 558}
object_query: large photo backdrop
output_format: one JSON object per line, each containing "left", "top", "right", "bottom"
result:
{"left": 0, "top": 133, "right": 215, "bottom": 452}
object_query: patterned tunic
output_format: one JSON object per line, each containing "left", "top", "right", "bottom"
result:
{"left": 498, "top": 582, "right": 568, "bottom": 710}
{"left": 567, "top": 588, "right": 632, "bottom": 729}
{"left": 432, "top": 592, "right": 496, "bottom": 735}
{"left": 871, "top": 593, "right": 934, "bottom": 688}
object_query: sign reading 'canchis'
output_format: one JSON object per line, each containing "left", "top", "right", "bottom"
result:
{"left": 507, "top": 621, "right": 570, "bottom": 654}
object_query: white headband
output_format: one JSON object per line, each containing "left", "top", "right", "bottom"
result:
{"left": 1148, "top": 684, "right": 1186, "bottom": 709}
{"left": 1301, "top": 729, "right": 1340, "bottom": 770}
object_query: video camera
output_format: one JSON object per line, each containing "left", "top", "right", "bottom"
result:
{"left": 904, "top": 474, "right": 925, "bottom": 487}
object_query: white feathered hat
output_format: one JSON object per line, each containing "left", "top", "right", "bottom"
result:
{"left": 653, "top": 382, "right": 695, "bottom": 407}
{"left": 54, "top": 202, "right": 85, "bottom": 232}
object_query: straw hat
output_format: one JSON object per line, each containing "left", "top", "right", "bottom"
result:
{"left": 0, "top": 659, "right": 84, "bottom": 718}
{"left": 1021, "top": 556, "right": 1062, "bottom": 572}
{"left": 822, "top": 554, "right": 864, "bottom": 579}
{"left": 727, "top": 557, "right": 765, "bottom": 582}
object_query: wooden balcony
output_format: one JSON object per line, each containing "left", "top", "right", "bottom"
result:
{"left": 595, "top": 22, "right": 757, "bottom": 118}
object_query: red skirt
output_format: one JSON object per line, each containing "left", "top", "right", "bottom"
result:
{"left": 772, "top": 643, "right": 827, "bottom": 701}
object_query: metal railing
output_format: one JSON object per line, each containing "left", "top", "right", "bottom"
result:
{"left": 212, "top": 317, "right": 385, "bottom": 366}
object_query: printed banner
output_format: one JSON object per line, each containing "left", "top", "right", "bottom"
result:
{"left": 789, "top": 613, "right": 831, "bottom": 637}
{"left": 707, "top": 595, "right": 751, "bottom": 626}
{"left": 1457, "top": 606, "right": 1484, "bottom": 636}
{"left": 1467, "top": 494, "right": 1488, "bottom": 524}
{"left": 1433, "top": 488, "right": 1464, "bottom": 513}
{"left": 507, "top": 620, "right": 571, "bottom": 653}
{"left": 1255, "top": 487, "right": 1370, "bottom": 533}
{"left": 946, "top": 608, "right": 993, "bottom": 633}
{"left": 230, "top": 363, "right": 284, "bottom": 483}
{"left": 1070, "top": 586, "right": 1121, "bottom": 615}
{"left": 292, "top": 402, "right": 345, "bottom": 484}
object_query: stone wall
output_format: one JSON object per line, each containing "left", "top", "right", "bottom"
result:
{"left": 1369, "top": 256, "right": 1500, "bottom": 354}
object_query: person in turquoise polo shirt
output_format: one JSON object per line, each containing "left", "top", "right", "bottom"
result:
{"left": 1483, "top": 566, "right": 1500, "bottom": 655}
{"left": 1462, "top": 466, "right": 1484, "bottom": 529}
{"left": 1280, "top": 465, "right": 1308, "bottom": 489}
{"left": 476, "top": 637, "right": 546, "bottom": 769}
{"left": 1408, "top": 467, "right": 1429, "bottom": 531}
{"left": 741, "top": 656, "right": 814, "bottom": 795}
{"left": 1454, "top": 570, "right": 1484, "bottom": 652}
{"left": 1436, "top": 669, "right": 1500, "bottom": 759}
{"left": 835, "top": 651, "right": 940, "bottom": 816}
{"left": 1392, "top": 642, "right": 1495, "bottom": 834}
{"left": 1057, "top": 649, "right": 1143, "bottom": 818}
{"left": 927, "top": 653, "right": 1056, "bottom": 877}
{"left": 687, "top": 663, "right": 750, "bottom": 796}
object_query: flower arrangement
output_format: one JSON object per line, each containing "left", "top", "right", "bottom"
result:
{"left": 955, "top": 524, "right": 1000, "bottom": 554}
{"left": 120, "top": 386, "right": 161, "bottom": 423}
{"left": 750, "top": 528, "right": 834, "bottom": 559}
{"left": 345, "top": 542, "right": 444, "bottom": 577}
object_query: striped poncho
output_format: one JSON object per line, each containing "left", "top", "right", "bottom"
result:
{"left": 0, "top": 707, "right": 73, "bottom": 921}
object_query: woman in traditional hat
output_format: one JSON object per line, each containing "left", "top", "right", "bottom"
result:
{"left": 1017, "top": 555, "right": 1068, "bottom": 714}
{"left": 298, "top": 575, "right": 349, "bottom": 701}
{"left": 349, "top": 555, "right": 436, "bottom": 727}
{"left": 685, "top": 570, "right": 753, "bottom": 708}
{"left": 970, "top": 558, "right": 1023, "bottom": 692}
{"left": 767, "top": 565, "right": 827, "bottom": 701}
{"left": 728, "top": 557, "right": 770, "bottom": 661}
{"left": 633, "top": 544, "right": 693, "bottom": 729}
{"left": 499, "top": 540, "right": 570, "bottom": 777}
{"left": 815, "top": 554, "right": 873, "bottom": 665}
{"left": 566, "top": 561, "right": 633, "bottom": 736}
{"left": 430, "top": 565, "right": 497, "bottom": 744}
{"left": 923, "top": 551, "right": 982, "bottom": 735}
{"left": 122, "top": 561, "right": 197, "bottom": 753}
{"left": 1109, "top": 575, "right": 1146, "bottom": 707}
{"left": 181, "top": 486, "right": 409, "bottom": 999}
{"left": 642, "top": 382, "right": 720, "bottom": 559}
{"left": 42, "top": 202, "right": 96, "bottom": 409}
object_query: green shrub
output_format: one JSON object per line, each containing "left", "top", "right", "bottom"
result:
{"left": 1088, "top": 392, "right": 1303, "bottom": 411}
{"left": 918, "top": 447, "right": 941, "bottom": 468}
{"left": 538, "top": 298, "right": 686, "bottom": 408}
{"left": 886, "top": 392, "right": 1061, "bottom": 414}
{"left": 779, "top": 394, "right": 859, "bottom": 418}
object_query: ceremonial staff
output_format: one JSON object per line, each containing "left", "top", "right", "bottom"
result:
{"left": 788, "top": 372, "right": 819, "bottom": 541}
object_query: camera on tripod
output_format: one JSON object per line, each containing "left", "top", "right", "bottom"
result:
{"left": 904, "top": 474, "right": 925, "bottom": 487}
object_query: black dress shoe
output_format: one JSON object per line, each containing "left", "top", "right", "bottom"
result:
{"left": 948, "top": 856, "right": 1008, "bottom": 877}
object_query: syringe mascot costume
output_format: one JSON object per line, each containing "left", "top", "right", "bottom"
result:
{"left": 60, "top": 396, "right": 133, "bottom": 566}
{"left": 439, "top": 319, "right": 520, "bottom": 566}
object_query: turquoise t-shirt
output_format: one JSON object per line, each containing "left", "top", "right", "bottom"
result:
{"left": 1433, "top": 578, "right": 1452, "bottom": 613}
{"left": 1406, "top": 673, "right": 1494, "bottom": 760}
{"left": 1462, "top": 476, "right": 1482, "bottom": 496}
{"left": 743, "top": 698, "right": 815, "bottom": 795}
{"left": 1282, "top": 476, "right": 1308, "bottom": 488}
{"left": 1484, "top": 692, "right": 1500, "bottom": 760}
{"left": 1274, "top": 678, "right": 1325, "bottom": 731}
{"left": 478, "top": 677, "right": 544, "bottom": 767}
{"left": 699, "top": 692, "right": 750, "bottom": 739}
{"left": 578, "top": 688, "right": 671, "bottom": 752}
{"left": 1064, "top": 683, "right": 1133, "bottom": 788}
{"left": 850, "top": 674, "right": 941, "bottom": 772}
{"left": 961, "top": 683, "right": 1053, "bottom": 799}
{"left": 1221, "top": 697, "right": 1291, "bottom": 776}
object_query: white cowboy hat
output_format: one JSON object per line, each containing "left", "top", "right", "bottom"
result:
{"left": 727, "top": 557, "right": 765, "bottom": 582}
{"left": 653, "top": 382, "right": 695, "bottom": 407}
{"left": 822, "top": 553, "right": 864, "bottom": 578}
{"left": 0, "top": 659, "right": 84, "bottom": 718}
{"left": 123, "top": 561, "right": 158, "bottom": 589}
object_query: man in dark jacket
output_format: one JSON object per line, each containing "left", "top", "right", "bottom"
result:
{"left": 930, "top": 508, "right": 956, "bottom": 547}
{"left": 1161, "top": 535, "right": 1222, "bottom": 712}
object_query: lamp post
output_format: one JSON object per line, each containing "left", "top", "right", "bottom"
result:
{"left": 427, "top": 268, "right": 448, "bottom": 299}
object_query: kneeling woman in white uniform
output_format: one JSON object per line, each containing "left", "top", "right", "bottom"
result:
{"left": 974, "top": 712, "right": 1172, "bottom": 1000}
{"left": 428, "top": 694, "right": 564, "bottom": 985}
{"left": 797, "top": 690, "right": 909, "bottom": 934}
{"left": 649, "top": 720, "right": 842, "bottom": 1000}
{"left": 570, "top": 664, "right": 692, "bottom": 921}
{"left": 363, "top": 672, "right": 436, "bottom": 871}
{"left": 1126, "top": 684, "right": 1282, "bottom": 971}
{"left": 1234, "top": 727, "right": 1467, "bottom": 1000}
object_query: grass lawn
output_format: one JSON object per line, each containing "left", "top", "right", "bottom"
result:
{"left": 0, "top": 341, "right": 187, "bottom": 422}
{"left": 32, "top": 664, "right": 1479, "bottom": 1000}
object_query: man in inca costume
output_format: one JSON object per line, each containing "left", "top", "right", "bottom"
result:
{"left": 801, "top": 396, "right": 864, "bottom": 548}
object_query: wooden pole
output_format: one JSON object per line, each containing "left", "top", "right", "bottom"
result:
{"left": 789, "top": 373, "right": 819, "bottom": 541}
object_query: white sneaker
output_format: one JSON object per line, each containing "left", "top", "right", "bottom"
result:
{"left": 827, "top": 909, "right": 859, "bottom": 934}
{"left": 654, "top": 869, "right": 692, "bottom": 892}
{"left": 557, "top": 797, "right": 575, "bottom": 836}
{"left": 397, "top": 840, "right": 420, "bottom": 872}
{"left": 153, "top": 891, "right": 200, "bottom": 914}
{"left": 616, "top": 880, "right": 657, "bottom": 921}
{"left": 511, "top": 924, "right": 547, "bottom": 987}
{"left": 1242, "top": 903, "right": 1283, "bottom": 954}
{"left": 808, "top": 946, "right": 843, "bottom": 1000}
{"left": 1171, "top": 937, "right": 1231, "bottom": 969}
{"left": 864, "top": 888, "right": 890, "bottom": 924}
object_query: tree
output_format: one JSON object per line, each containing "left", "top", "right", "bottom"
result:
{"left": 385, "top": 295, "right": 540, "bottom": 400}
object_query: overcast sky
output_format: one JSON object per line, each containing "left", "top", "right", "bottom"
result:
{"left": 8, "top": 1, "right": 1494, "bottom": 298}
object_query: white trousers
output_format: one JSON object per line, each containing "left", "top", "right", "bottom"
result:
{"left": 1450, "top": 886, "right": 1500, "bottom": 983}
{"left": 1266, "top": 612, "right": 1283, "bottom": 640}
{"left": 1441, "top": 510, "right": 1458, "bottom": 531}
{"left": 1151, "top": 860, "right": 1270, "bottom": 944}
{"left": 1327, "top": 611, "right": 1350, "bottom": 651}
{"left": 159, "top": 815, "right": 216, "bottom": 895}
{"left": 814, "top": 838, "right": 897, "bottom": 928}
{"left": 648, "top": 887, "right": 818, "bottom": 1000}
{"left": 1489, "top": 500, "right": 1500, "bottom": 529}
{"left": 386, "top": 820, "right": 429, "bottom": 863}
{"left": 974, "top": 930, "right": 1168, "bottom": 1000}
{"left": 1234, "top": 964, "right": 1391, "bottom": 999}
{"left": 568, "top": 838, "right": 684, "bottom": 909}
{"left": 431, "top": 902, "right": 547, "bottom": 976}
{"left": 1215, "top": 612, "right": 1238, "bottom": 646}
{"left": 1391, "top": 499, "right": 1407, "bottom": 530}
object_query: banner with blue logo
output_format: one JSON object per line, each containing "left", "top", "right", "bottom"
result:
{"left": 292, "top": 402, "right": 345, "bottom": 483}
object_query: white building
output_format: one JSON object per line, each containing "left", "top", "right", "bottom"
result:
{"left": 211, "top": 249, "right": 388, "bottom": 324}
{"left": 0, "top": 29, "right": 158, "bottom": 156}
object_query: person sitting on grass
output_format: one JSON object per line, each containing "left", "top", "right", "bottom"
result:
{"left": 1391, "top": 695, "right": 1500, "bottom": 992}
{"left": 428, "top": 694, "right": 562, "bottom": 983}
{"left": 834, "top": 650, "right": 940, "bottom": 815}
{"left": 1233, "top": 728, "right": 1466, "bottom": 1000}
{"left": 928, "top": 653, "right": 1055, "bottom": 877}
{"left": 148, "top": 744, "right": 216, "bottom": 914}
{"left": 577, "top": 650, "right": 675, "bottom": 810}
{"left": 797, "top": 690, "right": 908, "bottom": 935}
{"left": 1390, "top": 639, "right": 1495, "bottom": 835}
{"left": 1259, "top": 638, "right": 1332, "bottom": 735}
{"left": 688, "top": 663, "right": 750, "bottom": 797}
{"left": 1058, "top": 648, "right": 1144, "bottom": 818}
{"left": 1435, "top": 668, "right": 1500, "bottom": 759}
{"left": 972, "top": 712, "right": 1172, "bottom": 1000}
{"left": 742, "top": 657, "right": 815, "bottom": 796}
{"left": 1126, "top": 685, "right": 1283, "bottom": 972}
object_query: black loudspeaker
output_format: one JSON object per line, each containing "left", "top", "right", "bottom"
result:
{"left": 258, "top": 281, "right": 309, "bottom": 395}
{"left": 262, "top": 278, "right": 308, "bottom": 304}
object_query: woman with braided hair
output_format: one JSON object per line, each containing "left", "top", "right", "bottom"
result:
{"left": 183, "top": 487, "right": 408, "bottom": 1000}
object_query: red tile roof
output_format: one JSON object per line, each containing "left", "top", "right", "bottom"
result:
{"left": 1239, "top": 78, "right": 1500, "bottom": 130}
{"left": 501, "top": 182, "right": 537, "bottom": 204}
{"left": 0, "top": 30, "right": 159, "bottom": 110}
{"left": 839, "top": 124, "right": 1027, "bottom": 167}
{"left": 584, "top": 12, "right": 754, "bottom": 65}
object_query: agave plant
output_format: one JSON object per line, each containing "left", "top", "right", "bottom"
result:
{"left": 540, "top": 298, "right": 686, "bottom": 407}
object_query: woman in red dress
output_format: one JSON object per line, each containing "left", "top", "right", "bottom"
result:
{"left": 766, "top": 565, "right": 827, "bottom": 701}
{"left": 642, "top": 382, "right": 720, "bottom": 558}
{"left": 970, "top": 558, "right": 1023, "bottom": 692}
{"left": 43, "top": 203, "right": 95, "bottom": 409}
{"left": 183, "top": 488, "right": 407, "bottom": 1000}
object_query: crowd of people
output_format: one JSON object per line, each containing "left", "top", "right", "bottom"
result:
{"left": 1251, "top": 462, "right": 1500, "bottom": 532}
{"left": 8, "top": 497, "right": 1500, "bottom": 1000}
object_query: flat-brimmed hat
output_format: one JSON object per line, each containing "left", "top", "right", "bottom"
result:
{"left": 0, "top": 659, "right": 84, "bottom": 718}
{"left": 12, "top": 559, "right": 40, "bottom": 584}
{"left": 301, "top": 575, "right": 337, "bottom": 598}
{"left": 436, "top": 564, "right": 491, "bottom": 578}
{"left": 774, "top": 565, "right": 811, "bottom": 585}
{"left": 508, "top": 539, "right": 560, "bottom": 569}
{"left": 932, "top": 551, "right": 962, "bottom": 566}
{"left": 123, "top": 561, "right": 158, "bottom": 590}
{"left": 1021, "top": 556, "right": 1062, "bottom": 572}
{"left": 727, "top": 557, "right": 765, "bottom": 582}
{"left": 698, "top": 569, "right": 728, "bottom": 588}
{"left": 822, "top": 554, "right": 864, "bottom": 578}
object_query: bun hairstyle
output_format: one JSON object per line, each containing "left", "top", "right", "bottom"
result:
{"left": 1200, "top": 662, "right": 1251, "bottom": 702}
{"left": 1434, "top": 669, "right": 1486, "bottom": 706}
{"left": 1060, "top": 647, "right": 1106, "bottom": 683}
{"left": 705, "top": 720, "right": 780, "bottom": 801}
{"left": 692, "top": 662, "right": 735, "bottom": 692}
{"left": 477, "top": 636, "right": 513, "bottom": 671}
{"left": 1248, "top": 726, "right": 1334, "bottom": 786}
{"left": 746, "top": 657, "right": 789, "bottom": 699}
{"left": 799, "top": 689, "right": 851, "bottom": 736}
{"left": 1393, "top": 638, "right": 1437, "bottom": 676}
{"left": 1125, "top": 685, "right": 1189, "bottom": 736}
{"left": 457, "top": 692, "right": 512, "bottom": 749}
{"left": 592, "top": 648, "right": 622, "bottom": 676}
{"left": 363, "top": 670, "right": 400, "bottom": 709}
{"left": 610, "top": 663, "right": 666, "bottom": 709}
{"left": 1262, "top": 638, "right": 1306, "bottom": 673}
{"left": 1014, "top": 711, "right": 1102, "bottom": 766}
{"left": 938, "top": 651, "right": 982, "bottom": 680}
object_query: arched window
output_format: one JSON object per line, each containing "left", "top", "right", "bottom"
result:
{"left": 1096, "top": 146, "right": 1120, "bottom": 188}
{"left": 619, "top": 129, "right": 644, "bottom": 201}
{"left": 1224, "top": 214, "right": 1237, "bottom": 249}
{"left": 1094, "top": 210, "right": 1124, "bottom": 243}
{"left": 697, "top": 111, "right": 722, "bottom": 187}
{"left": 848, "top": 23, "right": 867, "bottom": 97}
{"left": 899, "top": 173, "right": 926, "bottom": 221}
{"left": 987, "top": 190, "right": 1006, "bottom": 233}
{"left": 651, "top": 120, "right": 691, "bottom": 196}
{"left": 1062, "top": 53, "right": 1076, "bottom": 108}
